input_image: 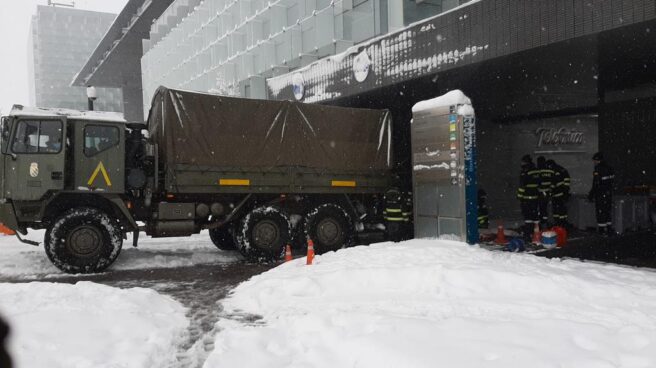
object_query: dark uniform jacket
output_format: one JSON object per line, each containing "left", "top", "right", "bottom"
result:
{"left": 589, "top": 162, "right": 614, "bottom": 199}
{"left": 538, "top": 165, "right": 555, "bottom": 197}
{"left": 384, "top": 188, "right": 404, "bottom": 222}
{"left": 551, "top": 164, "right": 571, "bottom": 199}
{"left": 517, "top": 163, "right": 540, "bottom": 201}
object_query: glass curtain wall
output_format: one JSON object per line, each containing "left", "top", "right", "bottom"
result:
{"left": 141, "top": 0, "right": 467, "bottom": 108}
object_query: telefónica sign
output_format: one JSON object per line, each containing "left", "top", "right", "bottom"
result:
{"left": 535, "top": 127, "right": 584, "bottom": 147}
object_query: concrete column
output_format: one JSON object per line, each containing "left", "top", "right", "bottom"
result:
{"left": 122, "top": 86, "right": 144, "bottom": 123}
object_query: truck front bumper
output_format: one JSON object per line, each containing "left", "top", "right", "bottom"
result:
{"left": 0, "top": 201, "right": 19, "bottom": 233}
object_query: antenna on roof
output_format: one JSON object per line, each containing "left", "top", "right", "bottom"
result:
{"left": 48, "top": 0, "right": 75, "bottom": 8}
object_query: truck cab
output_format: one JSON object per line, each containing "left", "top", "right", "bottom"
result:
{"left": 0, "top": 106, "right": 132, "bottom": 273}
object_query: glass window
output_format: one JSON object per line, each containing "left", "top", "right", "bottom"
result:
{"left": 1, "top": 117, "right": 10, "bottom": 154}
{"left": 84, "top": 125, "right": 119, "bottom": 156}
{"left": 403, "top": 0, "right": 464, "bottom": 25}
{"left": 11, "top": 120, "right": 63, "bottom": 154}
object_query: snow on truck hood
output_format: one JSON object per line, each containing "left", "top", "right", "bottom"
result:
{"left": 205, "top": 239, "right": 656, "bottom": 368}
{"left": 9, "top": 105, "right": 127, "bottom": 123}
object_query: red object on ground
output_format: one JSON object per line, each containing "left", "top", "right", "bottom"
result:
{"left": 284, "top": 244, "right": 293, "bottom": 262}
{"left": 306, "top": 239, "right": 315, "bottom": 265}
{"left": 532, "top": 223, "right": 541, "bottom": 244}
{"left": 495, "top": 223, "right": 508, "bottom": 244}
{"left": 0, "top": 224, "right": 14, "bottom": 236}
{"left": 552, "top": 226, "right": 568, "bottom": 247}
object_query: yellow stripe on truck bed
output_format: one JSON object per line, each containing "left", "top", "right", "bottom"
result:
{"left": 331, "top": 180, "right": 356, "bottom": 187}
{"left": 219, "top": 179, "right": 250, "bottom": 186}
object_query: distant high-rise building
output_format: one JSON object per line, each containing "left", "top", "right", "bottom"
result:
{"left": 27, "top": 4, "right": 122, "bottom": 112}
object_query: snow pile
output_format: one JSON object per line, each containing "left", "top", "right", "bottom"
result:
{"left": 0, "top": 282, "right": 187, "bottom": 368}
{"left": 0, "top": 231, "right": 241, "bottom": 278}
{"left": 412, "top": 89, "right": 472, "bottom": 113}
{"left": 204, "top": 239, "right": 656, "bottom": 368}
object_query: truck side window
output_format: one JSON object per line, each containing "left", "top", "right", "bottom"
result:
{"left": 0, "top": 117, "right": 10, "bottom": 154}
{"left": 84, "top": 125, "right": 119, "bottom": 157}
{"left": 11, "top": 120, "right": 63, "bottom": 154}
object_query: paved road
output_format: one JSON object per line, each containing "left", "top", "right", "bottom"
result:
{"left": 1, "top": 261, "right": 276, "bottom": 368}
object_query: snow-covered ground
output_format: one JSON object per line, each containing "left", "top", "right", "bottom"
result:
{"left": 0, "top": 230, "right": 241, "bottom": 278}
{"left": 0, "top": 281, "right": 188, "bottom": 368}
{"left": 205, "top": 239, "right": 656, "bottom": 368}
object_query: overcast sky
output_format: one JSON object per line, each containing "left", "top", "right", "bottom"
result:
{"left": 0, "top": 0, "right": 128, "bottom": 114}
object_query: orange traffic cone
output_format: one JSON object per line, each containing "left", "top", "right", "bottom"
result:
{"left": 306, "top": 239, "right": 315, "bottom": 265}
{"left": 532, "top": 222, "right": 541, "bottom": 244}
{"left": 0, "top": 223, "right": 15, "bottom": 236}
{"left": 495, "top": 222, "right": 508, "bottom": 244}
{"left": 284, "top": 244, "right": 293, "bottom": 262}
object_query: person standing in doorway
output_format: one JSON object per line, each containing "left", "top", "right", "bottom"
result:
{"left": 537, "top": 156, "right": 554, "bottom": 226}
{"left": 588, "top": 152, "right": 615, "bottom": 235}
{"left": 547, "top": 159, "right": 571, "bottom": 228}
{"left": 477, "top": 188, "right": 490, "bottom": 229}
{"left": 384, "top": 186, "right": 404, "bottom": 242}
{"left": 517, "top": 155, "right": 541, "bottom": 239}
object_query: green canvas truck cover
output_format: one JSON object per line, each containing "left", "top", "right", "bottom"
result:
{"left": 146, "top": 87, "right": 392, "bottom": 173}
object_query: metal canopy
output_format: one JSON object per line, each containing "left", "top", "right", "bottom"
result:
{"left": 72, "top": 0, "right": 174, "bottom": 89}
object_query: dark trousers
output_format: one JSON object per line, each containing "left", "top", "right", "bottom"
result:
{"left": 520, "top": 200, "right": 539, "bottom": 237}
{"left": 538, "top": 196, "right": 550, "bottom": 224}
{"left": 386, "top": 221, "right": 402, "bottom": 242}
{"left": 595, "top": 193, "right": 613, "bottom": 230}
{"left": 552, "top": 196, "right": 568, "bottom": 226}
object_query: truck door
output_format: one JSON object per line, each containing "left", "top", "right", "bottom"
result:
{"left": 8, "top": 118, "right": 66, "bottom": 201}
{"left": 75, "top": 122, "right": 125, "bottom": 193}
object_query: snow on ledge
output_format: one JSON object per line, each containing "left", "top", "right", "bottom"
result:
{"left": 411, "top": 89, "right": 472, "bottom": 114}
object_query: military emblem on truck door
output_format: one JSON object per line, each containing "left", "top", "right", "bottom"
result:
{"left": 29, "top": 162, "right": 39, "bottom": 177}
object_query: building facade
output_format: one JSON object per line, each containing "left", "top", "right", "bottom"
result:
{"left": 28, "top": 5, "right": 123, "bottom": 111}
{"left": 140, "top": 0, "right": 470, "bottom": 109}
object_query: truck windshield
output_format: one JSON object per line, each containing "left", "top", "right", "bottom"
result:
{"left": 0, "top": 116, "right": 10, "bottom": 154}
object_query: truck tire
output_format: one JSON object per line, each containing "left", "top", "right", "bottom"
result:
{"left": 303, "top": 203, "right": 354, "bottom": 254}
{"left": 45, "top": 207, "right": 123, "bottom": 274}
{"left": 236, "top": 206, "right": 291, "bottom": 261}
{"left": 208, "top": 225, "right": 236, "bottom": 250}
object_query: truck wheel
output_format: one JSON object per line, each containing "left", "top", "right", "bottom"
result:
{"left": 209, "top": 225, "right": 236, "bottom": 250}
{"left": 303, "top": 203, "right": 354, "bottom": 254}
{"left": 45, "top": 207, "right": 123, "bottom": 274}
{"left": 236, "top": 206, "right": 291, "bottom": 261}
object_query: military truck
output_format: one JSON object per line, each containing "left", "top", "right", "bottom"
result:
{"left": 0, "top": 87, "right": 393, "bottom": 273}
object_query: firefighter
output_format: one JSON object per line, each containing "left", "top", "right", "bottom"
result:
{"left": 588, "top": 152, "right": 615, "bottom": 235}
{"left": 384, "top": 186, "right": 404, "bottom": 242}
{"left": 477, "top": 188, "right": 489, "bottom": 229}
{"left": 402, "top": 190, "right": 414, "bottom": 240}
{"left": 537, "top": 156, "right": 554, "bottom": 226}
{"left": 517, "top": 154, "right": 541, "bottom": 238}
{"left": 547, "top": 159, "right": 571, "bottom": 227}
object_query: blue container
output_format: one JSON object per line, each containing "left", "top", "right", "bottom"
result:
{"left": 541, "top": 231, "right": 557, "bottom": 249}
{"left": 507, "top": 238, "right": 525, "bottom": 252}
